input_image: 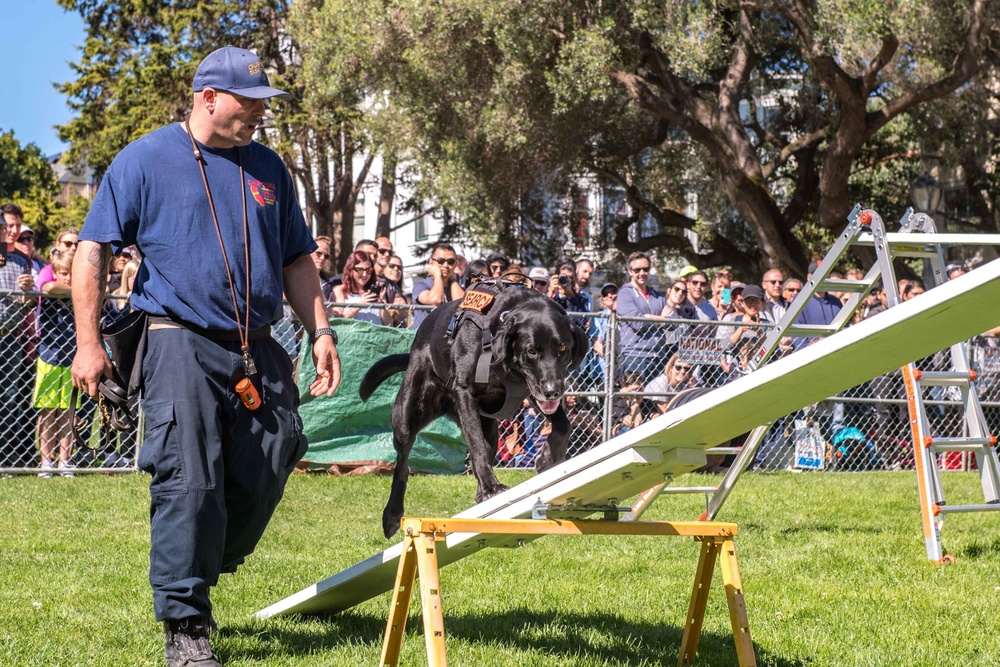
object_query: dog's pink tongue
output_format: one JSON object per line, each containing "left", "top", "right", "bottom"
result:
{"left": 537, "top": 400, "right": 560, "bottom": 414}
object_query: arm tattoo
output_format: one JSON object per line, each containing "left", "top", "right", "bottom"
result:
{"left": 87, "top": 244, "right": 111, "bottom": 290}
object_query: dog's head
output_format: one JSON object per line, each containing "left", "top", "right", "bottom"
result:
{"left": 492, "top": 297, "right": 590, "bottom": 415}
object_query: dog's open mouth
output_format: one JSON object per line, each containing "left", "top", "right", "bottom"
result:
{"left": 536, "top": 399, "right": 561, "bottom": 415}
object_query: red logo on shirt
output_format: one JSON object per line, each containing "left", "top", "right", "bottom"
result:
{"left": 248, "top": 179, "right": 277, "bottom": 206}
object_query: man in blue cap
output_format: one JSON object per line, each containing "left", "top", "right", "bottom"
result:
{"left": 71, "top": 46, "right": 341, "bottom": 666}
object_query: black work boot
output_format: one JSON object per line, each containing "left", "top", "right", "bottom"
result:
{"left": 163, "top": 616, "right": 222, "bottom": 666}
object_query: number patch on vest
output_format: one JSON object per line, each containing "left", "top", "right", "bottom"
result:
{"left": 460, "top": 290, "right": 495, "bottom": 313}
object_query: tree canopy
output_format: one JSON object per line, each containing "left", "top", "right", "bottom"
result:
{"left": 0, "top": 130, "right": 61, "bottom": 238}
{"left": 56, "top": 0, "right": 376, "bottom": 266}
{"left": 306, "top": 0, "right": 1000, "bottom": 276}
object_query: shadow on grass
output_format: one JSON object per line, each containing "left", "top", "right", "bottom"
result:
{"left": 219, "top": 607, "right": 808, "bottom": 666}
{"left": 958, "top": 537, "right": 1000, "bottom": 559}
{"left": 776, "top": 522, "right": 881, "bottom": 536}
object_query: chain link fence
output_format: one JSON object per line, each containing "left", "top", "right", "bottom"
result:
{"left": 493, "top": 309, "right": 1000, "bottom": 474}
{"left": 3, "top": 291, "right": 998, "bottom": 477}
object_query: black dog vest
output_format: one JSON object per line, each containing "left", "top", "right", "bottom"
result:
{"left": 445, "top": 278, "right": 532, "bottom": 419}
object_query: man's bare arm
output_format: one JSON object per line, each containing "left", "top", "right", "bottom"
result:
{"left": 71, "top": 240, "right": 113, "bottom": 396}
{"left": 284, "top": 254, "right": 341, "bottom": 396}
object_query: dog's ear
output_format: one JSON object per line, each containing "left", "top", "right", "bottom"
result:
{"left": 569, "top": 323, "right": 589, "bottom": 370}
{"left": 491, "top": 310, "right": 517, "bottom": 367}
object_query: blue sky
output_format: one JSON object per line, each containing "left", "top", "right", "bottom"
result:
{"left": 1, "top": 2, "right": 85, "bottom": 157}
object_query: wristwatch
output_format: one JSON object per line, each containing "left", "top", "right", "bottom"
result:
{"left": 309, "top": 327, "right": 338, "bottom": 345}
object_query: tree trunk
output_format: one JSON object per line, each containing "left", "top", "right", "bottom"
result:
{"left": 376, "top": 156, "right": 396, "bottom": 238}
{"left": 331, "top": 158, "right": 355, "bottom": 269}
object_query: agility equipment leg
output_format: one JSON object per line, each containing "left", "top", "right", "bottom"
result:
{"left": 381, "top": 517, "right": 755, "bottom": 667}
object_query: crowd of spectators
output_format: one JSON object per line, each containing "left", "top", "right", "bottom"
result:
{"left": 470, "top": 248, "right": 986, "bottom": 469}
{"left": 0, "top": 205, "right": 990, "bottom": 474}
{"left": 0, "top": 203, "right": 140, "bottom": 477}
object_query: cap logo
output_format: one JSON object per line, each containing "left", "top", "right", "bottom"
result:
{"left": 249, "top": 179, "right": 277, "bottom": 206}
{"left": 248, "top": 61, "right": 263, "bottom": 76}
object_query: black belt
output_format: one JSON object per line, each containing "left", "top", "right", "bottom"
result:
{"left": 147, "top": 316, "right": 271, "bottom": 342}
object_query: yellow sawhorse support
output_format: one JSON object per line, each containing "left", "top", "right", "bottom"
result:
{"left": 379, "top": 517, "right": 755, "bottom": 667}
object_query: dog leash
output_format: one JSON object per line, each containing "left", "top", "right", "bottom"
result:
{"left": 70, "top": 379, "right": 134, "bottom": 452}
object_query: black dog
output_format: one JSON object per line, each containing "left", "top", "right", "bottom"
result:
{"left": 360, "top": 281, "right": 589, "bottom": 537}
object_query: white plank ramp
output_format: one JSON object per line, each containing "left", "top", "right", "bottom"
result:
{"left": 257, "top": 258, "right": 1000, "bottom": 618}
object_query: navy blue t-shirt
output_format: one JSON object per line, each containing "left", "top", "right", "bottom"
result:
{"left": 81, "top": 123, "right": 316, "bottom": 331}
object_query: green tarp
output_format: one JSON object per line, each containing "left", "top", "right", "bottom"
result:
{"left": 296, "top": 318, "right": 466, "bottom": 474}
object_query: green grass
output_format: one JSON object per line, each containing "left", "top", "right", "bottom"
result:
{"left": 3, "top": 470, "right": 1000, "bottom": 666}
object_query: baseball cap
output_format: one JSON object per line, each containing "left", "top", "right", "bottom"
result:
{"left": 679, "top": 265, "right": 699, "bottom": 278}
{"left": 729, "top": 281, "right": 746, "bottom": 296}
{"left": 601, "top": 282, "right": 619, "bottom": 297}
{"left": 19, "top": 224, "right": 34, "bottom": 235}
{"left": 808, "top": 259, "right": 821, "bottom": 276}
{"left": 741, "top": 284, "right": 765, "bottom": 301}
{"left": 946, "top": 263, "right": 965, "bottom": 278}
{"left": 193, "top": 46, "right": 293, "bottom": 100}
{"left": 528, "top": 267, "right": 550, "bottom": 282}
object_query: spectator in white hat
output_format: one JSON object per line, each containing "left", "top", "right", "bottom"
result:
{"left": 528, "top": 266, "right": 550, "bottom": 294}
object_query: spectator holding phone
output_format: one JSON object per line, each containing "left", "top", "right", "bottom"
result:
{"left": 708, "top": 268, "right": 733, "bottom": 318}
{"left": 330, "top": 251, "right": 398, "bottom": 325}
{"left": 718, "top": 284, "right": 788, "bottom": 375}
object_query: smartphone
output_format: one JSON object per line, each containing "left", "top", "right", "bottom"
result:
{"left": 721, "top": 288, "right": 731, "bottom": 306}
{"left": 0, "top": 241, "right": 7, "bottom": 268}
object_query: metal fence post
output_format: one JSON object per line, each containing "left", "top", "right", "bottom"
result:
{"left": 604, "top": 308, "right": 618, "bottom": 442}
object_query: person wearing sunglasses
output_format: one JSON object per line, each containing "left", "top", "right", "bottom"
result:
{"left": 383, "top": 255, "right": 405, "bottom": 291}
{"left": 781, "top": 278, "right": 803, "bottom": 305}
{"left": 485, "top": 252, "right": 510, "bottom": 279}
{"left": 659, "top": 279, "right": 697, "bottom": 360}
{"left": 329, "top": 251, "right": 401, "bottom": 326}
{"left": 616, "top": 251, "right": 669, "bottom": 384}
{"left": 14, "top": 225, "right": 44, "bottom": 275}
{"left": 412, "top": 242, "right": 465, "bottom": 330}
{"left": 761, "top": 268, "right": 787, "bottom": 320}
{"left": 310, "top": 235, "right": 336, "bottom": 301}
{"left": 684, "top": 270, "right": 718, "bottom": 321}
{"left": 717, "top": 284, "right": 788, "bottom": 376}
{"left": 371, "top": 237, "right": 405, "bottom": 318}
{"left": 39, "top": 228, "right": 81, "bottom": 297}
{"left": 591, "top": 283, "right": 618, "bottom": 379}
{"left": 106, "top": 246, "right": 134, "bottom": 294}
{"left": 645, "top": 353, "right": 700, "bottom": 416}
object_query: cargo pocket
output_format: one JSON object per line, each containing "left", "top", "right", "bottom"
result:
{"left": 281, "top": 411, "right": 309, "bottom": 474}
{"left": 137, "top": 401, "right": 186, "bottom": 493}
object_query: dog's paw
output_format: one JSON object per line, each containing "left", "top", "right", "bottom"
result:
{"left": 475, "top": 484, "right": 509, "bottom": 504}
{"left": 382, "top": 507, "right": 403, "bottom": 539}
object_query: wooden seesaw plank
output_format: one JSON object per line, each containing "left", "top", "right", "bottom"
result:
{"left": 257, "top": 257, "right": 1000, "bottom": 618}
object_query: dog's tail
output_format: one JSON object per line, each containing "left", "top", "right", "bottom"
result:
{"left": 359, "top": 354, "right": 411, "bottom": 401}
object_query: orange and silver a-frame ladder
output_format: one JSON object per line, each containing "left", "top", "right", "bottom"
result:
{"left": 889, "top": 211, "right": 1000, "bottom": 564}
{"left": 627, "top": 204, "right": 895, "bottom": 521}
{"left": 627, "top": 205, "right": 1000, "bottom": 564}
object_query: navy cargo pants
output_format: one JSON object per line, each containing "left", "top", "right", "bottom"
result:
{"left": 139, "top": 326, "right": 308, "bottom": 621}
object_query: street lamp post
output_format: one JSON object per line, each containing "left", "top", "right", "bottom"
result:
{"left": 910, "top": 171, "right": 944, "bottom": 287}
{"left": 910, "top": 172, "right": 942, "bottom": 215}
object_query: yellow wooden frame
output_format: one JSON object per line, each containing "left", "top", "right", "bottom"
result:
{"left": 379, "top": 517, "right": 755, "bottom": 667}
